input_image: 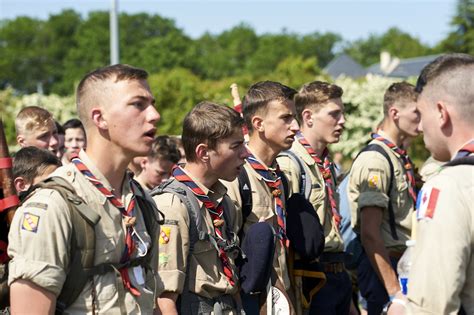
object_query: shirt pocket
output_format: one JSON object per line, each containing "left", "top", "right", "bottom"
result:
{"left": 192, "top": 240, "right": 219, "bottom": 282}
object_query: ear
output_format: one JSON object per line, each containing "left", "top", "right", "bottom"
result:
{"left": 14, "top": 177, "right": 27, "bottom": 193}
{"left": 437, "top": 101, "right": 450, "bottom": 128}
{"left": 91, "top": 108, "right": 108, "bottom": 130}
{"left": 301, "top": 108, "right": 313, "bottom": 127}
{"left": 389, "top": 106, "right": 399, "bottom": 121}
{"left": 16, "top": 135, "right": 26, "bottom": 147}
{"left": 195, "top": 143, "right": 209, "bottom": 163}
{"left": 140, "top": 157, "right": 148, "bottom": 169}
{"left": 251, "top": 115, "right": 264, "bottom": 132}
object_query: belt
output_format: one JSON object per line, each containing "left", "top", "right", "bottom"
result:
{"left": 321, "top": 262, "right": 345, "bottom": 273}
{"left": 388, "top": 250, "right": 403, "bottom": 260}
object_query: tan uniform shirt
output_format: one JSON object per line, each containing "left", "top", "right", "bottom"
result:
{"left": 153, "top": 171, "right": 238, "bottom": 299}
{"left": 8, "top": 151, "right": 156, "bottom": 314}
{"left": 223, "top": 158, "right": 291, "bottom": 291}
{"left": 348, "top": 133, "right": 414, "bottom": 248}
{"left": 278, "top": 140, "right": 344, "bottom": 253}
{"left": 407, "top": 159, "right": 474, "bottom": 314}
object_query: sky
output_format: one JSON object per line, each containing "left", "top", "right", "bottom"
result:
{"left": 0, "top": 0, "right": 457, "bottom": 46}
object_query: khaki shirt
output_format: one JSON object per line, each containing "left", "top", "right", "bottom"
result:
{"left": 153, "top": 170, "right": 238, "bottom": 299}
{"left": 278, "top": 140, "right": 344, "bottom": 253}
{"left": 223, "top": 158, "right": 291, "bottom": 291}
{"left": 348, "top": 134, "right": 414, "bottom": 248}
{"left": 407, "top": 160, "right": 474, "bottom": 314}
{"left": 8, "top": 151, "right": 156, "bottom": 314}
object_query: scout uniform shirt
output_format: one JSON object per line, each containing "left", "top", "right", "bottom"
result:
{"left": 277, "top": 140, "right": 344, "bottom": 253}
{"left": 348, "top": 132, "right": 414, "bottom": 249}
{"left": 8, "top": 151, "right": 156, "bottom": 314}
{"left": 223, "top": 156, "right": 291, "bottom": 291}
{"left": 407, "top": 153, "right": 474, "bottom": 314}
{"left": 153, "top": 170, "right": 238, "bottom": 298}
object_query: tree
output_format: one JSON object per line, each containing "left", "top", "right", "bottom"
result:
{"left": 438, "top": 0, "right": 474, "bottom": 54}
{"left": 299, "top": 32, "right": 342, "bottom": 67}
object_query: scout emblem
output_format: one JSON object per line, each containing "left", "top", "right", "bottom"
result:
{"left": 160, "top": 227, "right": 171, "bottom": 244}
{"left": 21, "top": 213, "right": 40, "bottom": 233}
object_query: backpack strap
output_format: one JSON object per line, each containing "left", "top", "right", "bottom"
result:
{"left": 444, "top": 155, "right": 474, "bottom": 167}
{"left": 238, "top": 167, "right": 253, "bottom": 221}
{"left": 357, "top": 144, "right": 398, "bottom": 240}
{"left": 278, "top": 150, "right": 312, "bottom": 200}
{"left": 30, "top": 177, "right": 100, "bottom": 313}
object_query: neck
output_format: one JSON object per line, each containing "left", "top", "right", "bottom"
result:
{"left": 248, "top": 135, "right": 279, "bottom": 167}
{"left": 183, "top": 162, "right": 217, "bottom": 189}
{"left": 448, "top": 130, "right": 474, "bottom": 159}
{"left": 85, "top": 139, "right": 129, "bottom": 196}
{"left": 379, "top": 121, "right": 406, "bottom": 148}
{"left": 300, "top": 129, "right": 327, "bottom": 156}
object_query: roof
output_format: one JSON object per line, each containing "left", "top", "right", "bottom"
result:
{"left": 324, "top": 54, "right": 367, "bottom": 79}
{"left": 367, "top": 54, "right": 442, "bottom": 78}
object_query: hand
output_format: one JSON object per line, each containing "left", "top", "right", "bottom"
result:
{"left": 387, "top": 293, "right": 407, "bottom": 315}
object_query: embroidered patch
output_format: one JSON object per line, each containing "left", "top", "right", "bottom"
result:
{"left": 368, "top": 174, "right": 379, "bottom": 188}
{"left": 21, "top": 213, "right": 40, "bottom": 233}
{"left": 25, "top": 202, "right": 48, "bottom": 210}
{"left": 416, "top": 186, "right": 440, "bottom": 220}
{"left": 159, "top": 227, "right": 171, "bottom": 244}
{"left": 159, "top": 253, "right": 169, "bottom": 265}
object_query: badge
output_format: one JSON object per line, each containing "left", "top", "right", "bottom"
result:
{"left": 159, "top": 253, "right": 170, "bottom": 265}
{"left": 159, "top": 227, "right": 171, "bottom": 244}
{"left": 416, "top": 186, "right": 440, "bottom": 220}
{"left": 21, "top": 213, "right": 40, "bottom": 233}
{"left": 368, "top": 174, "right": 379, "bottom": 188}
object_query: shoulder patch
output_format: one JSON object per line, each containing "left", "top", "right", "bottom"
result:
{"left": 24, "top": 202, "right": 48, "bottom": 210}
{"left": 21, "top": 213, "right": 40, "bottom": 233}
{"left": 368, "top": 174, "right": 379, "bottom": 188}
{"left": 416, "top": 186, "right": 440, "bottom": 220}
{"left": 159, "top": 227, "right": 171, "bottom": 244}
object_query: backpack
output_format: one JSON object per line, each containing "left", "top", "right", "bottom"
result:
{"left": 337, "top": 143, "right": 396, "bottom": 268}
{"left": 2, "top": 176, "right": 163, "bottom": 314}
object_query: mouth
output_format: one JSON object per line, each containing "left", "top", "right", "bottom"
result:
{"left": 143, "top": 129, "right": 156, "bottom": 139}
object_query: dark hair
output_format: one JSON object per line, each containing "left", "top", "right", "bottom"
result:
{"left": 55, "top": 120, "right": 64, "bottom": 135}
{"left": 76, "top": 64, "right": 149, "bottom": 126}
{"left": 383, "top": 82, "right": 418, "bottom": 116}
{"left": 242, "top": 81, "right": 296, "bottom": 133}
{"left": 295, "top": 81, "right": 343, "bottom": 123}
{"left": 149, "top": 135, "right": 181, "bottom": 164}
{"left": 416, "top": 53, "right": 474, "bottom": 93}
{"left": 63, "top": 118, "right": 86, "bottom": 136}
{"left": 13, "top": 146, "right": 61, "bottom": 183}
{"left": 182, "top": 101, "right": 244, "bottom": 162}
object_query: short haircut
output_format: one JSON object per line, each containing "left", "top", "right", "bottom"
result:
{"left": 416, "top": 53, "right": 474, "bottom": 123}
{"left": 182, "top": 101, "right": 244, "bottom": 163}
{"left": 242, "top": 81, "right": 297, "bottom": 133}
{"left": 15, "top": 106, "right": 55, "bottom": 136}
{"left": 13, "top": 146, "right": 61, "bottom": 183}
{"left": 148, "top": 135, "right": 181, "bottom": 164}
{"left": 383, "top": 82, "right": 418, "bottom": 116}
{"left": 63, "top": 118, "right": 86, "bottom": 134}
{"left": 295, "top": 81, "right": 343, "bottom": 123}
{"left": 55, "top": 121, "right": 65, "bottom": 135}
{"left": 76, "top": 64, "right": 148, "bottom": 129}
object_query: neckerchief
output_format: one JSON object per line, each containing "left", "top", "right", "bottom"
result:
{"left": 172, "top": 166, "right": 235, "bottom": 286}
{"left": 246, "top": 153, "right": 289, "bottom": 247}
{"left": 371, "top": 133, "right": 417, "bottom": 203}
{"left": 297, "top": 133, "right": 342, "bottom": 229}
{"left": 71, "top": 155, "right": 141, "bottom": 296}
{"left": 453, "top": 139, "right": 474, "bottom": 160}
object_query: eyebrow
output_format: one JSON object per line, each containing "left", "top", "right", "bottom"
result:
{"left": 131, "top": 95, "right": 156, "bottom": 105}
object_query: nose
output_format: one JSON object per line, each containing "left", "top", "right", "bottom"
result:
{"left": 50, "top": 134, "right": 59, "bottom": 149}
{"left": 290, "top": 118, "right": 300, "bottom": 132}
{"left": 340, "top": 113, "right": 346, "bottom": 125}
{"left": 240, "top": 146, "right": 250, "bottom": 160}
{"left": 418, "top": 120, "right": 423, "bottom": 132}
{"left": 148, "top": 105, "right": 161, "bottom": 125}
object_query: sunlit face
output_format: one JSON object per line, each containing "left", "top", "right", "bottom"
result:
{"left": 140, "top": 157, "right": 175, "bottom": 189}
{"left": 64, "top": 127, "right": 86, "bottom": 156}
{"left": 309, "top": 98, "right": 345, "bottom": 145}
{"left": 396, "top": 101, "right": 420, "bottom": 138}
{"left": 416, "top": 93, "right": 451, "bottom": 161}
{"left": 100, "top": 79, "right": 160, "bottom": 158}
{"left": 260, "top": 99, "right": 299, "bottom": 152}
{"left": 19, "top": 121, "right": 59, "bottom": 154}
{"left": 208, "top": 128, "right": 248, "bottom": 182}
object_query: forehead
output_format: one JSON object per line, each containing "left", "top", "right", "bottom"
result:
{"left": 65, "top": 127, "right": 85, "bottom": 137}
{"left": 316, "top": 98, "right": 344, "bottom": 112}
{"left": 103, "top": 78, "right": 153, "bottom": 102}
{"left": 24, "top": 120, "right": 56, "bottom": 136}
{"left": 266, "top": 99, "right": 295, "bottom": 113}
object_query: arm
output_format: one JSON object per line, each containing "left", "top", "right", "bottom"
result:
{"left": 360, "top": 206, "right": 400, "bottom": 296}
{"left": 10, "top": 279, "right": 56, "bottom": 314}
{"left": 157, "top": 292, "right": 179, "bottom": 315}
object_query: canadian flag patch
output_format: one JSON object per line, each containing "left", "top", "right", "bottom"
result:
{"left": 416, "top": 186, "right": 440, "bottom": 220}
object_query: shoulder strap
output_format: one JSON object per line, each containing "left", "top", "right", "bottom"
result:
{"left": 444, "top": 156, "right": 474, "bottom": 167}
{"left": 278, "top": 150, "right": 312, "bottom": 199}
{"left": 238, "top": 168, "right": 252, "bottom": 220}
{"left": 358, "top": 144, "right": 398, "bottom": 240}
{"left": 32, "top": 177, "right": 100, "bottom": 312}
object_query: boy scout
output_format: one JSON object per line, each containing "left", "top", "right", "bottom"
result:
{"left": 8, "top": 64, "right": 161, "bottom": 313}
{"left": 15, "top": 106, "right": 59, "bottom": 156}
{"left": 223, "top": 81, "right": 299, "bottom": 314}
{"left": 277, "top": 81, "right": 352, "bottom": 314}
{"left": 154, "top": 101, "right": 248, "bottom": 314}
{"left": 348, "top": 82, "right": 420, "bottom": 314}
{"left": 388, "top": 54, "right": 474, "bottom": 314}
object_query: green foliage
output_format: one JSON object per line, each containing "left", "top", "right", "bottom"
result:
{"left": 438, "top": 0, "right": 474, "bottom": 54}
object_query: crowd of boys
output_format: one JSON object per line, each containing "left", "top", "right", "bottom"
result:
{"left": 0, "top": 53, "right": 472, "bottom": 315}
